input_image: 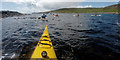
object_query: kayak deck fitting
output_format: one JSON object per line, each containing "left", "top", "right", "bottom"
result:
{"left": 31, "top": 25, "right": 57, "bottom": 60}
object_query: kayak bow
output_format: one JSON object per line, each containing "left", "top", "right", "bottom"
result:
{"left": 31, "top": 25, "right": 57, "bottom": 59}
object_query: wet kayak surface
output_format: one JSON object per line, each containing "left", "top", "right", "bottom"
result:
{"left": 1, "top": 13, "right": 120, "bottom": 60}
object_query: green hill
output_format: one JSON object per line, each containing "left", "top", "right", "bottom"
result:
{"left": 50, "top": 4, "right": 120, "bottom": 13}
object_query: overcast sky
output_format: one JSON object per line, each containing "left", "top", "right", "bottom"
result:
{"left": 1, "top": 0, "right": 119, "bottom": 13}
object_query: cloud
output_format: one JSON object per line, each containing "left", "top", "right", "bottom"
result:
{"left": 2, "top": 0, "right": 85, "bottom": 3}
{"left": 12, "top": 0, "right": 85, "bottom": 13}
{"left": 37, "top": 0, "right": 85, "bottom": 2}
{"left": 2, "top": 0, "right": 119, "bottom": 3}
{"left": 2, "top": 0, "right": 118, "bottom": 13}
{"left": 16, "top": 2, "right": 92, "bottom": 13}
{"left": 2, "top": 0, "right": 35, "bottom": 4}
{"left": 2, "top": 0, "right": 93, "bottom": 13}
{"left": 16, "top": 2, "right": 82, "bottom": 13}
{"left": 72, "top": 5, "right": 92, "bottom": 8}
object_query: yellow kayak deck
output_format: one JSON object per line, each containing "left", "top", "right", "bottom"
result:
{"left": 31, "top": 25, "right": 57, "bottom": 59}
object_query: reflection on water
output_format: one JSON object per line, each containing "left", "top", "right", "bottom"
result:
{"left": 1, "top": 13, "right": 120, "bottom": 60}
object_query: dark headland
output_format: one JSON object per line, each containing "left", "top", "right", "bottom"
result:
{"left": 0, "top": 11, "right": 23, "bottom": 18}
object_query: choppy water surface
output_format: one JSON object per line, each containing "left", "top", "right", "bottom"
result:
{"left": 1, "top": 13, "right": 120, "bottom": 60}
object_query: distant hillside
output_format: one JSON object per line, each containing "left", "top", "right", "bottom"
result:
{"left": 0, "top": 11, "right": 23, "bottom": 18}
{"left": 105, "top": 4, "right": 120, "bottom": 8}
{"left": 50, "top": 4, "right": 120, "bottom": 14}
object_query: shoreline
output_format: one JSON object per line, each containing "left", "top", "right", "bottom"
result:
{"left": 1, "top": 12, "right": 119, "bottom": 18}
{"left": 50, "top": 12, "right": 119, "bottom": 14}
